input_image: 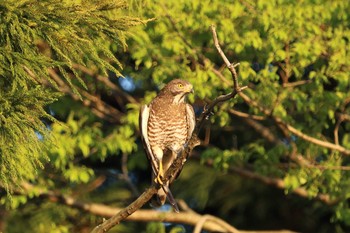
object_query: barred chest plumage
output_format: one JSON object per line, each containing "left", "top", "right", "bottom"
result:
{"left": 147, "top": 98, "right": 188, "bottom": 153}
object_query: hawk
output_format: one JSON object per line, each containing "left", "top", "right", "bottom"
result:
{"left": 139, "top": 79, "right": 195, "bottom": 212}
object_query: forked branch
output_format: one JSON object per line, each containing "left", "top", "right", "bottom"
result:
{"left": 195, "top": 25, "right": 247, "bottom": 133}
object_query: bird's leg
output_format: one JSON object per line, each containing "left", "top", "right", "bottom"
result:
{"left": 155, "top": 161, "right": 164, "bottom": 185}
{"left": 152, "top": 146, "right": 164, "bottom": 185}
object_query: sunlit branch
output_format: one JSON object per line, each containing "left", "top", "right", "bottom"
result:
{"left": 194, "top": 25, "right": 247, "bottom": 133}
{"left": 238, "top": 92, "right": 350, "bottom": 156}
{"left": 199, "top": 159, "right": 337, "bottom": 205}
{"left": 16, "top": 182, "right": 295, "bottom": 233}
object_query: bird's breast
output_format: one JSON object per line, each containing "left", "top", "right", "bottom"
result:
{"left": 148, "top": 102, "right": 188, "bottom": 151}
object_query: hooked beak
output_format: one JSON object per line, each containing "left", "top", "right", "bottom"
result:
{"left": 186, "top": 85, "right": 194, "bottom": 94}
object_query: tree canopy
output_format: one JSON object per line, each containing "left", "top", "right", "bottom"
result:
{"left": 1, "top": 0, "right": 350, "bottom": 233}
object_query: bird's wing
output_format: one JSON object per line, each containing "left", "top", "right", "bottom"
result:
{"left": 139, "top": 105, "right": 159, "bottom": 176}
{"left": 186, "top": 104, "right": 196, "bottom": 140}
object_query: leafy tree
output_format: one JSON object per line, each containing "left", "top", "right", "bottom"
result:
{"left": 1, "top": 0, "right": 350, "bottom": 233}
{"left": 124, "top": 1, "right": 350, "bottom": 232}
{"left": 0, "top": 0, "right": 140, "bottom": 191}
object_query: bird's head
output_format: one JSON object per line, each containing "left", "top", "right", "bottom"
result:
{"left": 161, "top": 79, "right": 194, "bottom": 104}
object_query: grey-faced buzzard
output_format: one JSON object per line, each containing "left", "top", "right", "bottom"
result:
{"left": 139, "top": 79, "right": 195, "bottom": 212}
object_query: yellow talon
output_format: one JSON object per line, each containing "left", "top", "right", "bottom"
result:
{"left": 154, "top": 161, "right": 164, "bottom": 185}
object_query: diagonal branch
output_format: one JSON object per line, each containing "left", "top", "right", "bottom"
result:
{"left": 90, "top": 25, "right": 246, "bottom": 233}
{"left": 194, "top": 25, "right": 247, "bottom": 132}
{"left": 72, "top": 63, "right": 138, "bottom": 104}
{"left": 46, "top": 68, "right": 123, "bottom": 123}
{"left": 238, "top": 92, "right": 350, "bottom": 156}
{"left": 225, "top": 164, "right": 336, "bottom": 205}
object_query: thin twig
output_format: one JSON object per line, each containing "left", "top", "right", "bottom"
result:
{"left": 334, "top": 119, "right": 342, "bottom": 145}
{"left": 194, "top": 25, "right": 247, "bottom": 133}
{"left": 210, "top": 25, "right": 243, "bottom": 92}
{"left": 119, "top": 153, "right": 140, "bottom": 197}
{"left": 47, "top": 68, "right": 122, "bottom": 123}
{"left": 72, "top": 63, "right": 137, "bottom": 104}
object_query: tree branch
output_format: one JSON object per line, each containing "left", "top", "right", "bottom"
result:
{"left": 90, "top": 187, "right": 158, "bottom": 233}
{"left": 199, "top": 159, "right": 337, "bottom": 205}
{"left": 47, "top": 68, "right": 123, "bottom": 123}
{"left": 229, "top": 109, "right": 350, "bottom": 172}
{"left": 210, "top": 25, "right": 244, "bottom": 92}
{"left": 194, "top": 25, "right": 247, "bottom": 132}
{"left": 229, "top": 108, "right": 266, "bottom": 121}
{"left": 238, "top": 92, "right": 350, "bottom": 156}
{"left": 71, "top": 63, "right": 138, "bottom": 104}
{"left": 90, "top": 131, "right": 200, "bottom": 233}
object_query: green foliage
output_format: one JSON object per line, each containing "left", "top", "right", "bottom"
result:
{"left": 2, "top": 0, "right": 350, "bottom": 232}
{"left": 0, "top": 0, "right": 141, "bottom": 192}
{"left": 0, "top": 86, "right": 59, "bottom": 191}
{"left": 173, "top": 161, "right": 218, "bottom": 210}
{"left": 145, "top": 222, "right": 165, "bottom": 233}
{"left": 40, "top": 112, "right": 137, "bottom": 188}
{"left": 125, "top": 0, "right": 350, "bottom": 231}
{"left": 5, "top": 202, "right": 79, "bottom": 233}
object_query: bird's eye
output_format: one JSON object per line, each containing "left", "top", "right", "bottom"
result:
{"left": 178, "top": 83, "right": 183, "bottom": 88}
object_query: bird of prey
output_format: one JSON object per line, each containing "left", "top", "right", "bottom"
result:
{"left": 139, "top": 79, "right": 195, "bottom": 212}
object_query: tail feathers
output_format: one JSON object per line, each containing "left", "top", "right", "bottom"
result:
{"left": 150, "top": 185, "right": 179, "bottom": 213}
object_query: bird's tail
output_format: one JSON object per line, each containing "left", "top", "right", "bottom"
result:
{"left": 150, "top": 182, "right": 179, "bottom": 213}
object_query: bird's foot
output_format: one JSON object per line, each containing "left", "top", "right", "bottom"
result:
{"left": 154, "top": 162, "right": 164, "bottom": 185}
{"left": 154, "top": 174, "right": 164, "bottom": 185}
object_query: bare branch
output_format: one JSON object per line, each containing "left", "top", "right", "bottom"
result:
{"left": 194, "top": 215, "right": 212, "bottom": 233}
{"left": 229, "top": 108, "right": 350, "bottom": 169}
{"left": 90, "top": 187, "right": 158, "bottom": 233}
{"left": 194, "top": 214, "right": 240, "bottom": 233}
{"left": 199, "top": 159, "right": 336, "bottom": 205}
{"left": 194, "top": 25, "right": 247, "bottom": 133}
{"left": 238, "top": 92, "right": 350, "bottom": 156}
{"left": 282, "top": 80, "right": 312, "bottom": 88}
{"left": 284, "top": 122, "right": 350, "bottom": 155}
{"left": 47, "top": 68, "right": 122, "bottom": 123}
{"left": 72, "top": 63, "right": 138, "bottom": 104}
{"left": 210, "top": 25, "right": 243, "bottom": 92}
{"left": 229, "top": 109, "right": 266, "bottom": 121}
{"left": 118, "top": 153, "right": 140, "bottom": 197}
